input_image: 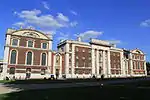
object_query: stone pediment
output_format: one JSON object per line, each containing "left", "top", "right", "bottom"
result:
{"left": 10, "top": 29, "right": 51, "bottom": 40}
{"left": 22, "top": 32, "right": 40, "bottom": 38}
{"left": 131, "top": 49, "right": 144, "bottom": 54}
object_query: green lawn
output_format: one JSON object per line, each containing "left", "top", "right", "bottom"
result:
{"left": 0, "top": 80, "right": 13, "bottom": 83}
{"left": 0, "top": 80, "right": 150, "bottom": 100}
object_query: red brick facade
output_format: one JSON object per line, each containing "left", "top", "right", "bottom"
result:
{"left": 110, "top": 51, "right": 121, "bottom": 75}
{"left": 74, "top": 46, "right": 92, "bottom": 74}
{"left": 2, "top": 29, "right": 147, "bottom": 79}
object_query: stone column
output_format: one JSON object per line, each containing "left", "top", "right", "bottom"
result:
{"left": 144, "top": 55, "right": 147, "bottom": 76}
{"left": 59, "top": 56, "right": 62, "bottom": 77}
{"left": 65, "top": 43, "right": 69, "bottom": 78}
{"left": 120, "top": 51, "right": 125, "bottom": 76}
{"left": 92, "top": 49, "right": 95, "bottom": 75}
{"left": 49, "top": 40, "right": 52, "bottom": 50}
{"left": 102, "top": 50, "right": 106, "bottom": 76}
{"left": 2, "top": 34, "right": 11, "bottom": 79}
{"left": 129, "top": 53, "right": 133, "bottom": 76}
{"left": 96, "top": 50, "right": 99, "bottom": 76}
{"left": 53, "top": 55, "right": 56, "bottom": 75}
{"left": 71, "top": 44, "right": 75, "bottom": 78}
{"left": 47, "top": 40, "right": 52, "bottom": 76}
{"left": 47, "top": 51, "right": 52, "bottom": 75}
{"left": 107, "top": 50, "right": 111, "bottom": 77}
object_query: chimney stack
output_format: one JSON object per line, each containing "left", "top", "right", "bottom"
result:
{"left": 111, "top": 44, "right": 116, "bottom": 48}
{"left": 77, "top": 37, "right": 81, "bottom": 42}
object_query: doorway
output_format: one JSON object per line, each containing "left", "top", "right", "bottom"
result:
{"left": 55, "top": 69, "right": 59, "bottom": 79}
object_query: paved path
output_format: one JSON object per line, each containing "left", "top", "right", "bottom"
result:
{"left": 0, "top": 77, "right": 149, "bottom": 94}
{"left": 0, "top": 83, "right": 19, "bottom": 94}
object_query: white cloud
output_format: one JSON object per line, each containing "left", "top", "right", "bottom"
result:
{"left": 76, "top": 30, "right": 103, "bottom": 41}
{"left": 13, "top": 9, "right": 78, "bottom": 41}
{"left": 140, "top": 19, "right": 150, "bottom": 27}
{"left": 42, "top": 1, "right": 50, "bottom": 10}
{"left": 40, "top": 30, "right": 56, "bottom": 35}
{"left": 57, "top": 32, "right": 69, "bottom": 41}
{"left": 106, "top": 40, "right": 121, "bottom": 44}
{"left": 14, "top": 9, "right": 71, "bottom": 30}
{"left": 70, "top": 10, "right": 77, "bottom": 16}
{"left": 13, "top": 22, "right": 26, "bottom": 27}
{"left": 57, "top": 13, "right": 69, "bottom": 22}
{"left": 70, "top": 21, "right": 78, "bottom": 27}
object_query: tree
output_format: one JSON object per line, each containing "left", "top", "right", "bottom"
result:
{"left": 146, "top": 62, "right": 150, "bottom": 75}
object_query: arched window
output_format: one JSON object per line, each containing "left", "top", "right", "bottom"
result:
{"left": 26, "top": 51, "right": 32, "bottom": 65}
{"left": 10, "top": 50, "right": 17, "bottom": 64}
{"left": 9, "top": 67, "right": 15, "bottom": 74}
{"left": 41, "top": 53, "right": 46, "bottom": 66}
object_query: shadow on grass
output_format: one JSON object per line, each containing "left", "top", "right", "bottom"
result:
{"left": 0, "top": 77, "right": 149, "bottom": 93}
{"left": 0, "top": 86, "right": 150, "bottom": 100}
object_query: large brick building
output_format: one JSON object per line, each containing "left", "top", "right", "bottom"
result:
{"left": 0, "top": 28, "right": 147, "bottom": 80}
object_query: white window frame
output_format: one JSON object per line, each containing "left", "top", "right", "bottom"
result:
{"left": 88, "top": 50, "right": 91, "bottom": 53}
{"left": 89, "top": 57, "right": 91, "bottom": 60}
{"left": 41, "top": 42, "right": 48, "bottom": 49}
{"left": 25, "top": 51, "right": 34, "bottom": 65}
{"left": 76, "top": 61, "right": 78, "bottom": 67}
{"left": 40, "top": 52, "right": 47, "bottom": 66}
{"left": 76, "top": 56, "right": 78, "bottom": 59}
{"left": 11, "top": 38, "right": 20, "bottom": 46}
{"left": 9, "top": 49, "right": 18, "bottom": 64}
{"left": 83, "top": 61, "right": 86, "bottom": 67}
{"left": 76, "top": 47, "right": 78, "bottom": 52}
{"left": 26, "top": 39, "right": 35, "bottom": 48}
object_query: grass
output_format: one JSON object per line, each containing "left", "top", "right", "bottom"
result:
{"left": 1, "top": 76, "right": 147, "bottom": 84}
{"left": 0, "top": 80, "right": 13, "bottom": 83}
{"left": 0, "top": 79, "right": 150, "bottom": 100}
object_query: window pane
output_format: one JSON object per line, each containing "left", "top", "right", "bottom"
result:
{"left": 27, "top": 52, "right": 32, "bottom": 65}
{"left": 41, "top": 53, "right": 46, "bottom": 65}
{"left": 9, "top": 67, "right": 15, "bottom": 74}
{"left": 42, "top": 43, "right": 47, "bottom": 49}
{"left": 28, "top": 41, "right": 33, "bottom": 47}
{"left": 12, "top": 39, "right": 18, "bottom": 46}
{"left": 0, "top": 66, "right": 3, "bottom": 73}
{"left": 10, "top": 50, "right": 17, "bottom": 64}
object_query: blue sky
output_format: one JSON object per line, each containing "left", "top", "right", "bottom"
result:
{"left": 1, "top": 0, "right": 150, "bottom": 61}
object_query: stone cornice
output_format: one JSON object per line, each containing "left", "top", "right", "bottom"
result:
{"left": 5, "top": 45, "right": 52, "bottom": 52}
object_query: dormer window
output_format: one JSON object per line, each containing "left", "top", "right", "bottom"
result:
{"left": 12, "top": 39, "right": 18, "bottom": 46}
{"left": 28, "top": 40, "right": 33, "bottom": 47}
{"left": 42, "top": 43, "right": 47, "bottom": 49}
